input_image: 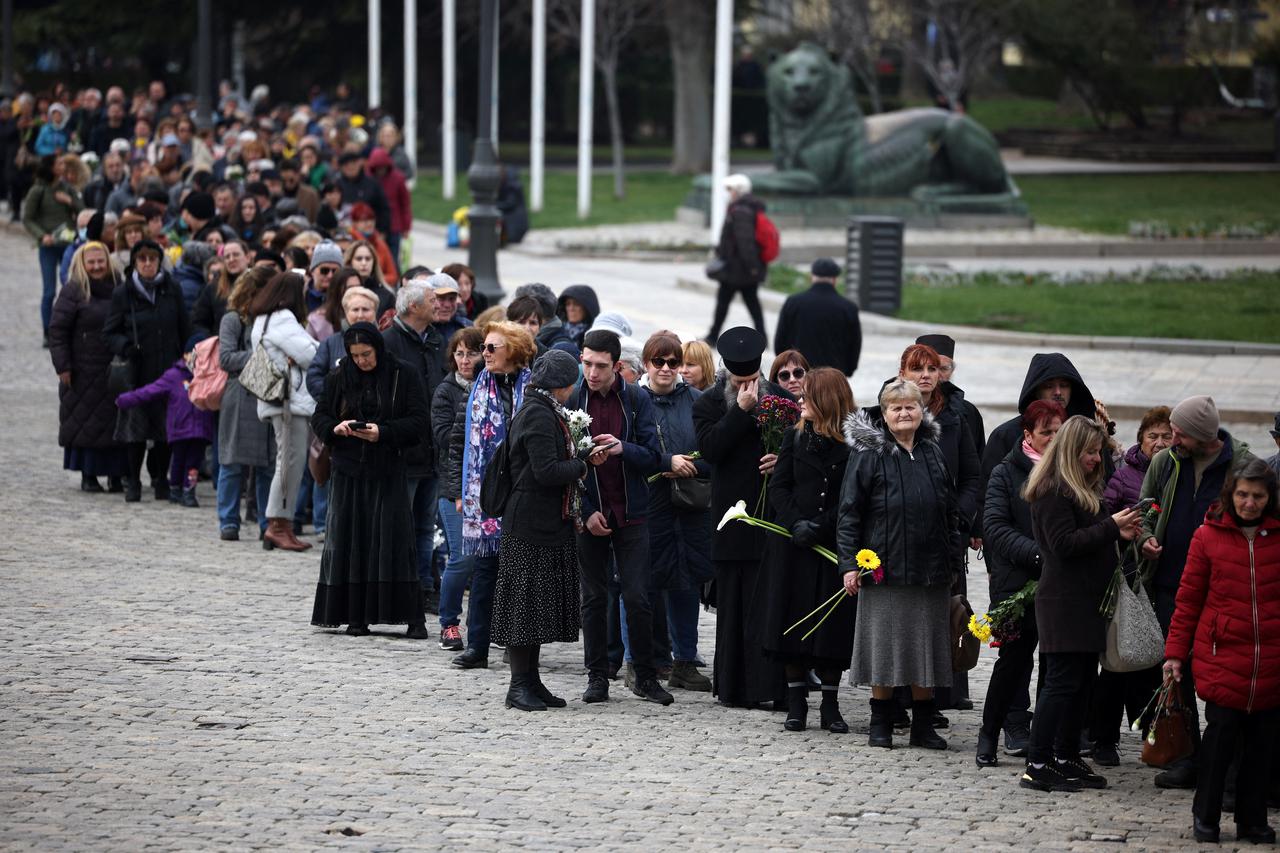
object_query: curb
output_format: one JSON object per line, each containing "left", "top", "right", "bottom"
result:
{"left": 674, "top": 276, "right": 1280, "bottom": 358}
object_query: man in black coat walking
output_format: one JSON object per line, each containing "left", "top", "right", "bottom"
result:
{"left": 382, "top": 279, "right": 446, "bottom": 601}
{"left": 774, "top": 258, "right": 862, "bottom": 377}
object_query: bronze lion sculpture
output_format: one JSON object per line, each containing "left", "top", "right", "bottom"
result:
{"left": 753, "top": 43, "right": 1014, "bottom": 201}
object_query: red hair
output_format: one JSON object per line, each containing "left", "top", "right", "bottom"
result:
{"left": 1022, "top": 399, "right": 1066, "bottom": 433}
{"left": 898, "top": 344, "right": 943, "bottom": 415}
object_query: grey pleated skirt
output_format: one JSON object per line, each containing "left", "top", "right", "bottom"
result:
{"left": 850, "top": 582, "right": 952, "bottom": 688}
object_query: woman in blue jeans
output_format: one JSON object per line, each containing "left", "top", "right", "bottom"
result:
{"left": 621, "top": 331, "right": 714, "bottom": 691}
{"left": 450, "top": 321, "right": 535, "bottom": 669}
{"left": 431, "top": 326, "right": 484, "bottom": 650}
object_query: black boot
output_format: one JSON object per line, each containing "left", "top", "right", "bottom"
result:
{"left": 783, "top": 682, "right": 809, "bottom": 732}
{"left": 819, "top": 685, "right": 848, "bottom": 734}
{"left": 909, "top": 698, "right": 949, "bottom": 750}
{"left": 505, "top": 674, "right": 548, "bottom": 711}
{"left": 868, "top": 698, "right": 894, "bottom": 749}
{"left": 107, "top": 476, "right": 124, "bottom": 493}
{"left": 976, "top": 728, "right": 1000, "bottom": 768}
{"left": 529, "top": 649, "right": 566, "bottom": 708}
{"left": 155, "top": 481, "right": 171, "bottom": 502}
{"left": 81, "top": 473, "right": 104, "bottom": 493}
{"left": 124, "top": 480, "right": 142, "bottom": 503}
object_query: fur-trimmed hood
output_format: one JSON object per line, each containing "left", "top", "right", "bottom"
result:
{"left": 842, "top": 409, "right": 941, "bottom": 454}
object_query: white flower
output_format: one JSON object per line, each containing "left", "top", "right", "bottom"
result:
{"left": 577, "top": 436, "right": 597, "bottom": 452}
{"left": 717, "top": 500, "right": 750, "bottom": 531}
{"left": 1130, "top": 721, "right": 1142, "bottom": 732}
{"left": 567, "top": 410, "right": 592, "bottom": 431}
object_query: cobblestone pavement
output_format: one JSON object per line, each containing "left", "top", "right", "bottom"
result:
{"left": 0, "top": 226, "right": 1244, "bottom": 851}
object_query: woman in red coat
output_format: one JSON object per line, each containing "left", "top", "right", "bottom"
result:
{"left": 1164, "top": 458, "right": 1280, "bottom": 844}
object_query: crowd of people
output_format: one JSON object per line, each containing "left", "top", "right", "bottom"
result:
{"left": 20, "top": 81, "right": 1280, "bottom": 844}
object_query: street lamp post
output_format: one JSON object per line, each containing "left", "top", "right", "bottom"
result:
{"left": 467, "top": 0, "right": 505, "bottom": 301}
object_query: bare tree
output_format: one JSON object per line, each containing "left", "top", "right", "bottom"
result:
{"left": 550, "top": 0, "right": 660, "bottom": 199}
{"left": 908, "top": 0, "right": 1008, "bottom": 111}
{"left": 821, "top": 0, "right": 910, "bottom": 114}
{"left": 665, "top": 0, "right": 715, "bottom": 174}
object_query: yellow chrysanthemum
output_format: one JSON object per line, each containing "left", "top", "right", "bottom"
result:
{"left": 968, "top": 614, "right": 992, "bottom": 643}
{"left": 855, "top": 549, "right": 880, "bottom": 571}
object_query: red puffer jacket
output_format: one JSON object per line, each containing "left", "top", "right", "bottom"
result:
{"left": 1165, "top": 511, "right": 1280, "bottom": 712}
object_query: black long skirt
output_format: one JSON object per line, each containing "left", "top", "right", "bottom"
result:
{"left": 311, "top": 468, "right": 423, "bottom": 628}
{"left": 491, "top": 533, "right": 580, "bottom": 647}
{"left": 712, "top": 557, "right": 786, "bottom": 708}
{"left": 760, "top": 538, "right": 856, "bottom": 670}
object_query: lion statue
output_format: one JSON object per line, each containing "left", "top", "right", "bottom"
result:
{"left": 753, "top": 43, "right": 1014, "bottom": 201}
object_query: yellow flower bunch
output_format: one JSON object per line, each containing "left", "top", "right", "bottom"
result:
{"left": 968, "top": 614, "right": 993, "bottom": 643}
{"left": 855, "top": 549, "right": 880, "bottom": 571}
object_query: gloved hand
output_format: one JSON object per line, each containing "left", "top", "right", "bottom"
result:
{"left": 792, "top": 520, "right": 820, "bottom": 548}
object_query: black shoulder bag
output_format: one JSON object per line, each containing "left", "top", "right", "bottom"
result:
{"left": 657, "top": 423, "right": 711, "bottom": 512}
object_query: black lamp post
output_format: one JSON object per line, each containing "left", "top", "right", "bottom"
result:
{"left": 467, "top": 0, "right": 505, "bottom": 301}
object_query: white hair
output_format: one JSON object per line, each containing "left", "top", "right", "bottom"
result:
{"left": 724, "top": 173, "right": 752, "bottom": 196}
{"left": 396, "top": 280, "right": 435, "bottom": 316}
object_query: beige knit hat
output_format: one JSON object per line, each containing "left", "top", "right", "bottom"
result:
{"left": 1170, "top": 395, "right": 1219, "bottom": 443}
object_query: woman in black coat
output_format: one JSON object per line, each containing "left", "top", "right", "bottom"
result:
{"left": 101, "top": 239, "right": 191, "bottom": 503}
{"left": 310, "top": 322, "right": 430, "bottom": 639}
{"left": 48, "top": 241, "right": 127, "bottom": 492}
{"left": 762, "top": 368, "right": 856, "bottom": 734}
{"left": 838, "top": 380, "right": 960, "bottom": 752}
{"left": 1021, "top": 415, "right": 1142, "bottom": 793}
{"left": 490, "top": 350, "right": 590, "bottom": 711}
{"left": 975, "top": 399, "right": 1065, "bottom": 768}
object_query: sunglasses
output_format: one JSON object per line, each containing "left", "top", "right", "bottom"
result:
{"left": 650, "top": 357, "right": 681, "bottom": 370}
{"left": 483, "top": 342, "right": 507, "bottom": 354}
{"left": 777, "top": 368, "right": 806, "bottom": 382}
{"left": 314, "top": 266, "right": 338, "bottom": 276}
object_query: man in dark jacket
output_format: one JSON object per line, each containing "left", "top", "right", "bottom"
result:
{"left": 427, "top": 273, "right": 473, "bottom": 371}
{"left": 383, "top": 279, "right": 446, "bottom": 599}
{"left": 573, "top": 329, "right": 670, "bottom": 707}
{"left": 82, "top": 152, "right": 128, "bottom": 212}
{"left": 774, "top": 258, "right": 862, "bottom": 376}
{"left": 706, "top": 174, "right": 768, "bottom": 347}
{"left": 1136, "top": 395, "right": 1255, "bottom": 791}
{"left": 693, "top": 326, "right": 792, "bottom": 710}
{"left": 335, "top": 151, "right": 391, "bottom": 237}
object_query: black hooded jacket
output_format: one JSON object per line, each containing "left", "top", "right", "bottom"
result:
{"left": 715, "top": 194, "right": 766, "bottom": 285}
{"left": 974, "top": 352, "right": 1095, "bottom": 538}
{"left": 554, "top": 284, "right": 600, "bottom": 348}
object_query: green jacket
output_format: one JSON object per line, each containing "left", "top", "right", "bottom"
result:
{"left": 1138, "top": 434, "right": 1254, "bottom": 549}
{"left": 22, "top": 179, "right": 83, "bottom": 244}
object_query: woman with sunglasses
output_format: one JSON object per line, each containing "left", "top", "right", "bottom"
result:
{"left": 769, "top": 350, "right": 810, "bottom": 401}
{"left": 449, "top": 321, "right": 537, "bottom": 670}
{"left": 633, "top": 331, "right": 714, "bottom": 692}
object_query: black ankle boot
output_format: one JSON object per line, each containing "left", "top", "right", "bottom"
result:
{"left": 868, "top": 698, "right": 894, "bottom": 748}
{"left": 81, "top": 473, "right": 104, "bottom": 493}
{"left": 107, "top": 476, "right": 124, "bottom": 493}
{"left": 819, "top": 687, "right": 848, "bottom": 734}
{"left": 530, "top": 667, "right": 566, "bottom": 708}
{"left": 909, "top": 699, "right": 948, "bottom": 750}
{"left": 976, "top": 728, "right": 1000, "bottom": 767}
{"left": 783, "top": 683, "right": 808, "bottom": 732}
{"left": 505, "top": 675, "right": 548, "bottom": 711}
{"left": 125, "top": 480, "right": 142, "bottom": 503}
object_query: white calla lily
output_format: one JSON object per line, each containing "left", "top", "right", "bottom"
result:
{"left": 717, "top": 500, "right": 750, "bottom": 531}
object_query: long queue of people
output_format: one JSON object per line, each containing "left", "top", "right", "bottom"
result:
{"left": 30, "top": 83, "right": 1280, "bottom": 846}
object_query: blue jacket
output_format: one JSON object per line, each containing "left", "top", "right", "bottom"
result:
{"left": 572, "top": 374, "right": 662, "bottom": 524}
{"left": 173, "top": 263, "right": 206, "bottom": 316}
{"left": 644, "top": 380, "right": 715, "bottom": 590}
{"left": 307, "top": 332, "right": 347, "bottom": 400}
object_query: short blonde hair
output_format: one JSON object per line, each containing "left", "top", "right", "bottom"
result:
{"left": 879, "top": 378, "right": 924, "bottom": 409}
{"left": 481, "top": 320, "right": 537, "bottom": 369}
{"left": 681, "top": 340, "right": 715, "bottom": 390}
{"left": 341, "top": 287, "right": 379, "bottom": 312}
{"left": 474, "top": 305, "right": 506, "bottom": 327}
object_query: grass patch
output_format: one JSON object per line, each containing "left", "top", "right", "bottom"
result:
{"left": 904, "top": 96, "right": 1096, "bottom": 134}
{"left": 1016, "top": 173, "right": 1280, "bottom": 236}
{"left": 895, "top": 269, "right": 1280, "bottom": 342}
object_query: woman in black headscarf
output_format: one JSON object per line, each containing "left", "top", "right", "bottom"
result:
{"left": 309, "top": 322, "right": 431, "bottom": 639}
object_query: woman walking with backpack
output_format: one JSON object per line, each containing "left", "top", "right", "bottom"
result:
{"left": 705, "top": 173, "right": 771, "bottom": 348}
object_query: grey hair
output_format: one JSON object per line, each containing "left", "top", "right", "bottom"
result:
{"left": 879, "top": 378, "right": 924, "bottom": 409}
{"left": 620, "top": 343, "right": 642, "bottom": 378}
{"left": 396, "top": 280, "right": 435, "bottom": 316}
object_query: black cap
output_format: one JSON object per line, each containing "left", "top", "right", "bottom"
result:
{"left": 718, "top": 326, "right": 766, "bottom": 377}
{"left": 811, "top": 257, "right": 841, "bottom": 279}
{"left": 338, "top": 151, "right": 363, "bottom": 165}
{"left": 915, "top": 333, "right": 955, "bottom": 359}
{"left": 181, "top": 190, "right": 215, "bottom": 221}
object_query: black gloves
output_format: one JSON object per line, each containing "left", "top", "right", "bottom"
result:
{"left": 792, "top": 520, "right": 820, "bottom": 548}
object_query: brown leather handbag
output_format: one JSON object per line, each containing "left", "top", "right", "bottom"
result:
{"left": 951, "top": 595, "right": 981, "bottom": 672}
{"left": 307, "top": 432, "right": 331, "bottom": 487}
{"left": 1142, "top": 680, "right": 1195, "bottom": 768}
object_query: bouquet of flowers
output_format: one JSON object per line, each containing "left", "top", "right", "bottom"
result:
{"left": 754, "top": 395, "right": 802, "bottom": 515}
{"left": 968, "top": 580, "right": 1037, "bottom": 648}
{"left": 566, "top": 409, "right": 594, "bottom": 455}
{"left": 1101, "top": 500, "right": 1162, "bottom": 617}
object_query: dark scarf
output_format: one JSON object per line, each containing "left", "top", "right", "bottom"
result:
{"left": 131, "top": 269, "right": 161, "bottom": 304}
{"left": 337, "top": 322, "right": 394, "bottom": 420}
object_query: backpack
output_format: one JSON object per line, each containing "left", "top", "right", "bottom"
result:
{"left": 187, "top": 336, "right": 227, "bottom": 411}
{"left": 755, "top": 210, "right": 780, "bottom": 264}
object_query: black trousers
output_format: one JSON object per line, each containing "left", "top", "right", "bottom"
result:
{"left": 1090, "top": 664, "right": 1162, "bottom": 747}
{"left": 707, "top": 281, "right": 766, "bottom": 344}
{"left": 980, "top": 610, "right": 1039, "bottom": 739}
{"left": 1195, "top": 702, "right": 1279, "bottom": 829}
{"left": 1028, "top": 652, "right": 1097, "bottom": 765}
{"left": 579, "top": 522, "right": 656, "bottom": 681}
{"left": 127, "top": 441, "right": 171, "bottom": 488}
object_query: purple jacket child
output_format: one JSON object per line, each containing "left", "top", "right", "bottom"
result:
{"left": 1102, "top": 443, "right": 1152, "bottom": 514}
{"left": 116, "top": 359, "right": 215, "bottom": 444}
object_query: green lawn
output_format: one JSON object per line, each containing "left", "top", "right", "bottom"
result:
{"left": 904, "top": 96, "right": 1096, "bottom": 134}
{"left": 1015, "top": 173, "right": 1280, "bottom": 235}
{"left": 896, "top": 270, "right": 1280, "bottom": 342}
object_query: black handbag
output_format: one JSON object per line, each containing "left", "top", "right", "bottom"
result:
{"left": 657, "top": 424, "right": 711, "bottom": 512}
{"left": 106, "top": 299, "right": 139, "bottom": 396}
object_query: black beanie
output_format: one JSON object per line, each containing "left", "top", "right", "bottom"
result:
{"left": 182, "top": 191, "right": 216, "bottom": 221}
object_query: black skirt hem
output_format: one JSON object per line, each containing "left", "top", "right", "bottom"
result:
{"left": 311, "top": 581, "right": 425, "bottom": 627}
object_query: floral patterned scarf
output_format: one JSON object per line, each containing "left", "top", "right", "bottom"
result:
{"left": 461, "top": 367, "right": 530, "bottom": 555}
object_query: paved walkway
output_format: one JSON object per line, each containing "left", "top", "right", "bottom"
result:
{"left": 0, "top": 225, "right": 1267, "bottom": 850}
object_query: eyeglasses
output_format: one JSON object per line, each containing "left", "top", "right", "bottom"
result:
{"left": 483, "top": 342, "right": 507, "bottom": 354}
{"left": 777, "top": 368, "right": 806, "bottom": 382}
{"left": 314, "top": 266, "right": 338, "bottom": 276}
{"left": 455, "top": 349, "right": 482, "bottom": 359}
{"left": 650, "top": 357, "right": 681, "bottom": 370}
